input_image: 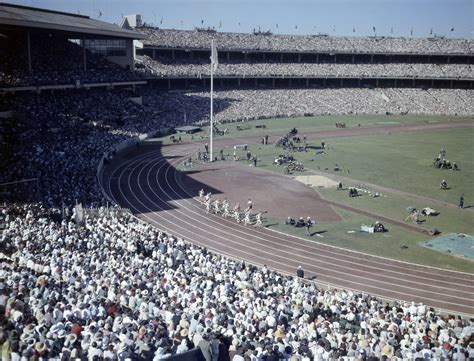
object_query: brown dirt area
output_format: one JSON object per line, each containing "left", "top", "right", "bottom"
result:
{"left": 179, "top": 161, "right": 342, "bottom": 221}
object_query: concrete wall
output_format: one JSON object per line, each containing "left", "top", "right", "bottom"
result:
{"left": 106, "top": 39, "right": 134, "bottom": 69}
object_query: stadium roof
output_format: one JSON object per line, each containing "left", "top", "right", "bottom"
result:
{"left": 0, "top": 3, "right": 147, "bottom": 39}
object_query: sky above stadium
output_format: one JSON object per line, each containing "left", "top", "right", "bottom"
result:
{"left": 8, "top": 0, "right": 473, "bottom": 38}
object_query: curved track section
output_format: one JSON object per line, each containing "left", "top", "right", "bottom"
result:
{"left": 105, "top": 124, "right": 474, "bottom": 316}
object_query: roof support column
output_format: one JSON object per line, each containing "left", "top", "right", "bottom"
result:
{"left": 27, "top": 31, "right": 32, "bottom": 71}
{"left": 83, "top": 37, "right": 87, "bottom": 71}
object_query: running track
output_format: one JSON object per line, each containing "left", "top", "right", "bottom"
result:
{"left": 104, "top": 122, "right": 474, "bottom": 316}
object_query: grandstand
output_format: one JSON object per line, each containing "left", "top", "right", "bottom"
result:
{"left": 1, "top": 4, "right": 473, "bottom": 361}
{"left": 0, "top": 3, "right": 146, "bottom": 90}
{"left": 135, "top": 27, "right": 474, "bottom": 90}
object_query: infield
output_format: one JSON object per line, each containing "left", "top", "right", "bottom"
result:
{"left": 142, "top": 114, "right": 474, "bottom": 271}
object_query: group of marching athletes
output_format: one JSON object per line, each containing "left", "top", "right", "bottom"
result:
{"left": 197, "top": 189, "right": 264, "bottom": 227}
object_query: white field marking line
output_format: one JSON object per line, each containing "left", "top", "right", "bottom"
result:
{"left": 183, "top": 138, "right": 474, "bottom": 277}
{"left": 163, "top": 151, "right": 474, "bottom": 298}
{"left": 108, "top": 144, "right": 470, "bottom": 286}
{"left": 120, "top": 155, "right": 470, "bottom": 307}
{"left": 107, "top": 142, "right": 474, "bottom": 281}
{"left": 123, "top": 149, "right": 473, "bottom": 306}
{"left": 164, "top": 149, "right": 474, "bottom": 287}
{"left": 104, "top": 150, "right": 474, "bottom": 316}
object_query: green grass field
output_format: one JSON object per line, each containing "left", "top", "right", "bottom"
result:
{"left": 152, "top": 114, "right": 473, "bottom": 145}
{"left": 151, "top": 114, "right": 474, "bottom": 271}
{"left": 230, "top": 127, "right": 474, "bottom": 205}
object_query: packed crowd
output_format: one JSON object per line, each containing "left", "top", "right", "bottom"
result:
{"left": 0, "top": 89, "right": 185, "bottom": 208}
{"left": 137, "top": 27, "right": 474, "bottom": 55}
{"left": 2, "top": 86, "right": 473, "bottom": 208}
{"left": 178, "top": 88, "right": 474, "bottom": 124}
{"left": 1, "top": 24, "right": 473, "bottom": 360}
{"left": 1, "top": 205, "right": 473, "bottom": 360}
{"left": 0, "top": 34, "right": 143, "bottom": 87}
{"left": 136, "top": 55, "right": 474, "bottom": 79}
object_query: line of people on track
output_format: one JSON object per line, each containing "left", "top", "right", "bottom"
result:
{"left": 198, "top": 190, "right": 263, "bottom": 227}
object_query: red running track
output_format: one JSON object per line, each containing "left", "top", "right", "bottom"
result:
{"left": 103, "top": 123, "right": 474, "bottom": 316}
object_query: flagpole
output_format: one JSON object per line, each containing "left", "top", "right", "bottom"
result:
{"left": 210, "top": 39, "right": 214, "bottom": 162}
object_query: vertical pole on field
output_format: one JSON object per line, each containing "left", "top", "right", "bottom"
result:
{"left": 210, "top": 40, "right": 214, "bottom": 162}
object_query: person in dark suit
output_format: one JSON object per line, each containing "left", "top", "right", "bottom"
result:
{"left": 296, "top": 266, "right": 304, "bottom": 278}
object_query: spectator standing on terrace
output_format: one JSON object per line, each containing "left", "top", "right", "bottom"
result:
{"left": 198, "top": 333, "right": 212, "bottom": 361}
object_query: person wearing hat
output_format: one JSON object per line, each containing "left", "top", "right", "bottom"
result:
{"left": 35, "top": 341, "right": 48, "bottom": 357}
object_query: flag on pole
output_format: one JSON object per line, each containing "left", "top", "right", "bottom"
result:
{"left": 210, "top": 41, "right": 218, "bottom": 71}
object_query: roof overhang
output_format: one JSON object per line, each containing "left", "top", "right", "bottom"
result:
{"left": 0, "top": 3, "right": 147, "bottom": 39}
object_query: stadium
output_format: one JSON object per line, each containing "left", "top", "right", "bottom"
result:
{"left": 0, "top": 2, "right": 473, "bottom": 360}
